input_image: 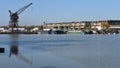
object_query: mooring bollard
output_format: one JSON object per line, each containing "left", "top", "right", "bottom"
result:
{"left": 0, "top": 48, "right": 5, "bottom": 53}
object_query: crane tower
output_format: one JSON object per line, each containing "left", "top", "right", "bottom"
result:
{"left": 9, "top": 3, "right": 32, "bottom": 33}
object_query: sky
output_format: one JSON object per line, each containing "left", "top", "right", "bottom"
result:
{"left": 0, "top": 0, "right": 120, "bottom": 26}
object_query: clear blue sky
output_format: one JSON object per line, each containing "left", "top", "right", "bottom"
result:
{"left": 0, "top": 0, "right": 120, "bottom": 26}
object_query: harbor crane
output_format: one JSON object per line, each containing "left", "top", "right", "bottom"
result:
{"left": 9, "top": 3, "right": 32, "bottom": 33}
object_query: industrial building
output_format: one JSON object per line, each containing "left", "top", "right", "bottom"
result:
{"left": 43, "top": 20, "right": 120, "bottom": 31}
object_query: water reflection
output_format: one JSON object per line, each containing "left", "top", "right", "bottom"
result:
{"left": 9, "top": 34, "right": 19, "bottom": 57}
{"left": 9, "top": 34, "right": 32, "bottom": 65}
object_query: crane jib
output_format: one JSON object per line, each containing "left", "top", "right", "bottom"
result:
{"left": 16, "top": 3, "right": 33, "bottom": 15}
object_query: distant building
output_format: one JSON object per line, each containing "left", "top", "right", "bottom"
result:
{"left": 108, "top": 20, "right": 120, "bottom": 30}
{"left": 44, "top": 20, "right": 120, "bottom": 31}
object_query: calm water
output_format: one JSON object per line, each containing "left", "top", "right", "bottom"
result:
{"left": 0, "top": 34, "right": 120, "bottom": 68}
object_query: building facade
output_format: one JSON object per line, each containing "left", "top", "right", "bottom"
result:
{"left": 44, "top": 20, "right": 120, "bottom": 31}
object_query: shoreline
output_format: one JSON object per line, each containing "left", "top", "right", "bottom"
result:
{"left": 0, "top": 32, "right": 38, "bottom": 34}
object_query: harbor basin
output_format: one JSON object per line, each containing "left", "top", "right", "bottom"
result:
{"left": 0, "top": 34, "right": 120, "bottom": 68}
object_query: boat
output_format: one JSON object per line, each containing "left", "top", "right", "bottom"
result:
{"left": 67, "top": 30, "right": 84, "bottom": 34}
{"left": 38, "top": 29, "right": 67, "bottom": 34}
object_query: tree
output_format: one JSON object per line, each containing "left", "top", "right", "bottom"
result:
{"left": 101, "top": 22, "right": 109, "bottom": 29}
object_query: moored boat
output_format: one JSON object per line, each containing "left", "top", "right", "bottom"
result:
{"left": 67, "top": 30, "right": 84, "bottom": 34}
